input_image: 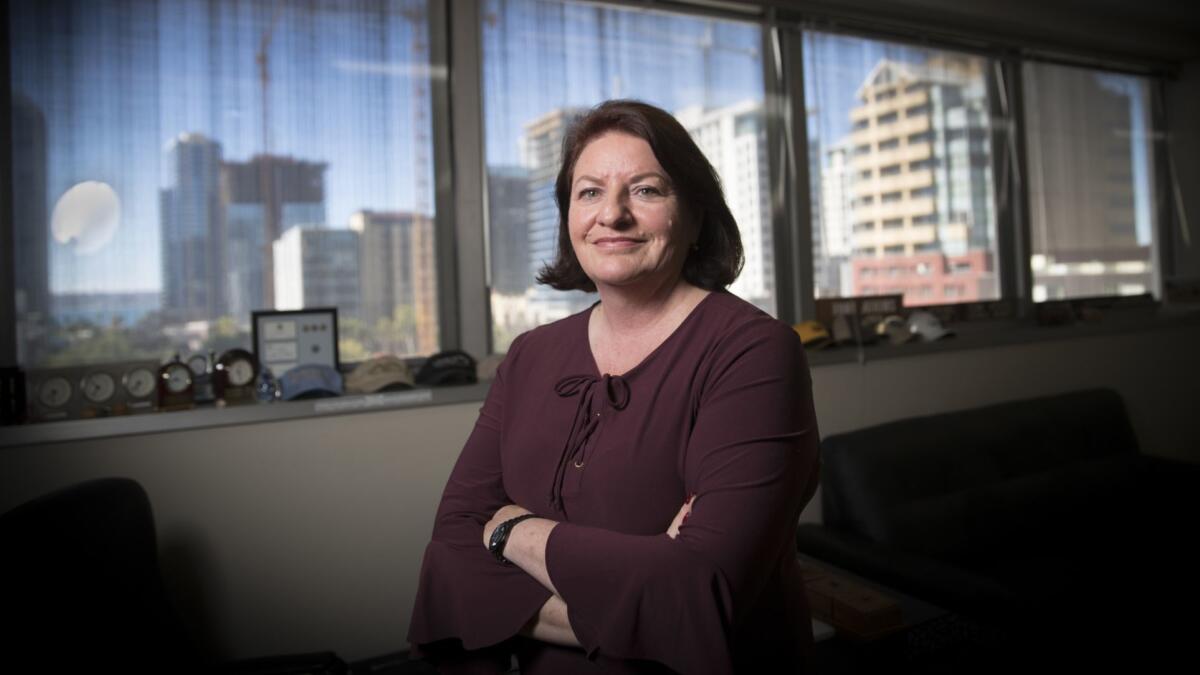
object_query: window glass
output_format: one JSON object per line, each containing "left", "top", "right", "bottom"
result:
{"left": 805, "top": 30, "right": 1001, "bottom": 305}
{"left": 1023, "top": 62, "right": 1159, "bottom": 301}
{"left": 482, "top": 0, "right": 770, "bottom": 351}
{"left": 10, "top": 0, "right": 438, "bottom": 368}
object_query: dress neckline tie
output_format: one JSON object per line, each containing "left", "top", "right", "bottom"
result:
{"left": 550, "top": 373, "right": 629, "bottom": 513}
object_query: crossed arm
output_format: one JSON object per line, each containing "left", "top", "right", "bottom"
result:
{"left": 483, "top": 498, "right": 695, "bottom": 648}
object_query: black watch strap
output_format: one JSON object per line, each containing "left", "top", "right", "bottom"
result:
{"left": 488, "top": 513, "right": 538, "bottom": 564}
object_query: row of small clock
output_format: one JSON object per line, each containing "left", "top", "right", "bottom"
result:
{"left": 27, "top": 348, "right": 261, "bottom": 423}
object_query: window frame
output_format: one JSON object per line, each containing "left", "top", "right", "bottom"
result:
{"left": 0, "top": 0, "right": 1186, "bottom": 445}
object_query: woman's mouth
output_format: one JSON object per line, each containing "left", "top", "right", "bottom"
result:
{"left": 592, "top": 237, "right": 643, "bottom": 249}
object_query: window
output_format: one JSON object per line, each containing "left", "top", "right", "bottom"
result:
{"left": 10, "top": 0, "right": 440, "bottom": 367}
{"left": 852, "top": 118, "right": 870, "bottom": 130}
{"left": 859, "top": 169, "right": 874, "bottom": 180}
{"left": 1023, "top": 62, "right": 1160, "bottom": 300}
{"left": 805, "top": 31, "right": 1002, "bottom": 302}
{"left": 858, "top": 195, "right": 875, "bottom": 206}
{"left": 875, "top": 88, "right": 897, "bottom": 101}
{"left": 853, "top": 221, "right": 876, "bottom": 232}
{"left": 481, "top": 0, "right": 772, "bottom": 350}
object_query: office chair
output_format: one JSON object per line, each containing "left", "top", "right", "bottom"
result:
{"left": 0, "top": 477, "right": 346, "bottom": 674}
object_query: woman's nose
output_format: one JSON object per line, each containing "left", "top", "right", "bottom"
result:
{"left": 597, "top": 192, "right": 632, "bottom": 228}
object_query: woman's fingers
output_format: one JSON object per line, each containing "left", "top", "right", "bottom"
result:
{"left": 666, "top": 494, "right": 696, "bottom": 539}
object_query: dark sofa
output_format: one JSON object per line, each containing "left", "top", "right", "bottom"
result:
{"left": 796, "top": 388, "right": 1200, "bottom": 668}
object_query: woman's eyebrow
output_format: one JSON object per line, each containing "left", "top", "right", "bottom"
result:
{"left": 630, "top": 172, "right": 669, "bottom": 183}
{"left": 572, "top": 172, "right": 670, "bottom": 188}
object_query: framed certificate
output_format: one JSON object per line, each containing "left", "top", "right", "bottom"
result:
{"left": 252, "top": 308, "right": 340, "bottom": 378}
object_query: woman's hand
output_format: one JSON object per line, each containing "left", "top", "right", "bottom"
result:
{"left": 666, "top": 494, "right": 695, "bottom": 539}
{"left": 483, "top": 503, "right": 533, "bottom": 548}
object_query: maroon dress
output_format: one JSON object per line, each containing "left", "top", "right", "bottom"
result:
{"left": 408, "top": 291, "right": 821, "bottom": 674}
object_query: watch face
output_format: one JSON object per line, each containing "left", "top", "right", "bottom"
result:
{"left": 38, "top": 376, "right": 73, "bottom": 408}
{"left": 81, "top": 372, "right": 116, "bottom": 403}
{"left": 164, "top": 363, "right": 192, "bottom": 394}
{"left": 187, "top": 354, "right": 208, "bottom": 376}
{"left": 227, "top": 359, "right": 255, "bottom": 387}
{"left": 124, "top": 368, "right": 156, "bottom": 398}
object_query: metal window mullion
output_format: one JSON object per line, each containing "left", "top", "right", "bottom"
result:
{"left": 771, "top": 24, "right": 814, "bottom": 323}
{"left": 1150, "top": 76, "right": 1174, "bottom": 290}
{"left": 762, "top": 17, "right": 794, "bottom": 325}
{"left": 0, "top": 2, "right": 15, "bottom": 367}
{"left": 990, "top": 55, "right": 1021, "bottom": 308}
{"left": 1006, "top": 60, "right": 1036, "bottom": 316}
{"left": 444, "top": 0, "right": 491, "bottom": 358}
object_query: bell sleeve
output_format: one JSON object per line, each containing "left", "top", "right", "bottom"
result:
{"left": 407, "top": 334, "right": 553, "bottom": 667}
{"left": 543, "top": 321, "right": 820, "bottom": 674}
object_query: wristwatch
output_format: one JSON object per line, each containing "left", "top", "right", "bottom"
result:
{"left": 488, "top": 513, "right": 538, "bottom": 564}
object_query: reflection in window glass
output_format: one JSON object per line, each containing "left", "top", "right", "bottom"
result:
{"left": 482, "top": 0, "right": 770, "bottom": 351}
{"left": 804, "top": 31, "right": 1000, "bottom": 306}
{"left": 10, "top": 0, "right": 438, "bottom": 367}
{"left": 1023, "top": 62, "right": 1159, "bottom": 301}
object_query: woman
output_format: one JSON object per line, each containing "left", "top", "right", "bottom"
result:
{"left": 408, "top": 100, "right": 820, "bottom": 674}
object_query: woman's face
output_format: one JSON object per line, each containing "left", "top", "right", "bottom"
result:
{"left": 567, "top": 132, "right": 694, "bottom": 294}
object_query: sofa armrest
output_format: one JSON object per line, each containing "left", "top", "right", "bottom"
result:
{"left": 796, "top": 523, "right": 1018, "bottom": 620}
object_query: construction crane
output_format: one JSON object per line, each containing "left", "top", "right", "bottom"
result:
{"left": 257, "top": 2, "right": 282, "bottom": 308}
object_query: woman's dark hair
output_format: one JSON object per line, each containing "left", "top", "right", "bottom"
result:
{"left": 536, "top": 99, "right": 744, "bottom": 292}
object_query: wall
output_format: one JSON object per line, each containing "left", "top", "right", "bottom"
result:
{"left": 2, "top": 322, "right": 1198, "bottom": 662}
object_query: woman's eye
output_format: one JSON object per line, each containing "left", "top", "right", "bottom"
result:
{"left": 635, "top": 186, "right": 661, "bottom": 197}
{"left": 578, "top": 188, "right": 599, "bottom": 199}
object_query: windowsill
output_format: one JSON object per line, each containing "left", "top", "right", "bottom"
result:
{"left": 804, "top": 304, "right": 1200, "bottom": 368}
{"left": 3, "top": 305, "right": 1198, "bottom": 450}
{"left": 0, "top": 382, "right": 491, "bottom": 449}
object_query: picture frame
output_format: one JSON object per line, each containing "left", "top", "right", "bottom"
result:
{"left": 251, "top": 308, "right": 340, "bottom": 379}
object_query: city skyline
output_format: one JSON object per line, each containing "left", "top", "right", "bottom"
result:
{"left": 9, "top": 0, "right": 1163, "bottom": 367}
{"left": 10, "top": 0, "right": 434, "bottom": 296}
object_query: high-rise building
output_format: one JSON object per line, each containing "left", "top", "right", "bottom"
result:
{"left": 845, "top": 57, "right": 998, "bottom": 304}
{"left": 221, "top": 155, "right": 328, "bottom": 313}
{"left": 272, "top": 225, "right": 360, "bottom": 320}
{"left": 1024, "top": 67, "right": 1149, "bottom": 300}
{"left": 12, "top": 94, "right": 50, "bottom": 363}
{"left": 487, "top": 165, "right": 531, "bottom": 296}
{"left": 160, "top": 133, "right": 225, "bottom": 322}
{"left": 819, "top": 140, "right": 857, "bottom": 296}
{"left": 349, "top": 211, "right": 439, "bottom": 356}
{"left": 520, "top": 108, "right": 591, "bottom": 325}
{"left": 676, "top": 100, "right": 775, "bottom": 314}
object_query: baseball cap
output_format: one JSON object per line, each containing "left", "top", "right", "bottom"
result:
{"left": 876, "top": 315, "right": 916, "bottom": 345}
{"left": 415, "top": 350, "right": 478, "bottom": 386}
{"left": 792, "top": 321, "right": 831, "bottom": 349}
{"left": 344, "top": 355, "right": 415, "bottom": 394}
{"left": 907, "top": 310, "right": 955, "bottom": 342}
{"left": 279, "top": 364, "right": 344, "bottom": 400}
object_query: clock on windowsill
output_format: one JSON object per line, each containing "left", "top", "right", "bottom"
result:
{"left": 157, "top": 354, "right": 194, "bottom": 412}
{"left": 214, "top": 348, "right": 259, "bottom": 406}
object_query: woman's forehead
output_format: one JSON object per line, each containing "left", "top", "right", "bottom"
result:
{"left": 574, "top": 132, "right": 667, "bottom": 180}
